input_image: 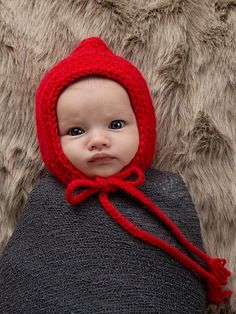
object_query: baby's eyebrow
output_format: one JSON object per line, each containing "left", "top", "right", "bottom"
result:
{"left": 61, "top": 117, "right": 84, "bottom": 125}
{"left": 59, "top": 112, "right": 134, "bottom": 127}
{"left": 105, "top": 111, "right": 134, "bottom": 118}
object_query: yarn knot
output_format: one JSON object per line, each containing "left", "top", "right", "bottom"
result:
{"left": 94, "top": 177, "right": 117, "bottom": 193}
{"left": 66, "top": 166, "right": 144, "bottom": 206}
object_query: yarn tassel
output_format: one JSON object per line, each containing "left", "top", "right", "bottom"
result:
{"left": 207, "top": 278, "right": 232, "bottom": 303}
{"left": 208, "top": 258, "right": 231, "bottom": 285}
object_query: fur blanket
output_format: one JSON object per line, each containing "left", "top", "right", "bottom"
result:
{"left": 0, "top": 0, "right": 235, "bottom": 313}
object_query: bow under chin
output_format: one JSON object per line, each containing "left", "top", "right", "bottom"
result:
{"left": 65, "top": 166, "right": 232, "bottom": 304}
{"left": 65, "top": 166, "right": 144, "bottom": 205}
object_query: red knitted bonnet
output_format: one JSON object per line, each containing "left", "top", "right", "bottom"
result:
{"left": 35, "top": 37, "right": 156, "bottom": 185}
{"left": 35, "top": 37, "right": 231, "bottom": 304}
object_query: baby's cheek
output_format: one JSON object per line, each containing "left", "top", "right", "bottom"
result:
{"left": 59, "top": 138, "right": 73, "bottom": 159}
{"left": 59, "top": 138, "right": 68, "bottom": 154}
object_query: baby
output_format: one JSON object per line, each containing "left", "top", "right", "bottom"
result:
{"left": 56, "top": 76, "right": 139, "bottom": 178}
{"left": 0, "top": 37, "right": 231, "bottom": 313}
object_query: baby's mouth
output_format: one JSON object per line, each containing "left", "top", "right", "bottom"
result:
{"left": 88, "top": 153, "right": 115, "bottom": 163}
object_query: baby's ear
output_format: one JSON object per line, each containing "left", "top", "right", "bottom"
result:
{"left": 71, "top": 37, "right": 112, "bottom": 57}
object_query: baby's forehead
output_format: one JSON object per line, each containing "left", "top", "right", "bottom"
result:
{"left": 57, "top": 76, "right": 134, "bottom": 120}
{"left": 66, "top": 76, "right": 114, "bottom": 90}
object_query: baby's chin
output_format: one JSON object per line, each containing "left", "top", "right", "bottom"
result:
{"left": 85, "top": 166, "right": 123, "bottom": 178}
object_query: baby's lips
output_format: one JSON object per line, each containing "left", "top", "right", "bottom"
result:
{"left": 89, "top": 152, "right": 114, "bottom": 162}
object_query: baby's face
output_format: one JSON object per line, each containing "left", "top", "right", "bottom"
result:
{"left": 56, "top": 78, "right": 139, "bottom": 177}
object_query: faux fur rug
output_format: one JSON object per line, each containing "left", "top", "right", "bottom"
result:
{"left": 0, "top": 0, "right": 235, "bottom": 313}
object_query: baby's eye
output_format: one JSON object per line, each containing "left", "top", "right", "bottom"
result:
{"left": 68, "top": 127, "right": 85, "bottom": 136}
{"left": 109, "top": 120, "right": 125, "bottom": 129}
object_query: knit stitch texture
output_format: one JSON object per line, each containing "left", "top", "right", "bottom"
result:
{"left": 0, "top": 169, "right": 206, "bottom": 313}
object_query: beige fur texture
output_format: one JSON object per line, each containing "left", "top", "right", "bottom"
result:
{"left": 0, "top": 0, "right": 236, "bottom": 312}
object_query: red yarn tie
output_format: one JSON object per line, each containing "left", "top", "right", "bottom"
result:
{"left": 66, "top": 166, "right": 232, "bottom": 304}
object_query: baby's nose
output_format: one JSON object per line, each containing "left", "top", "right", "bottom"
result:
{"left": 87, "top": 133, "right": 111, "bottom": 150}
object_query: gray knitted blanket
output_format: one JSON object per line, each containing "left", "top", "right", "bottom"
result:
{"left": 0, "top": 168, "right": 206, "bottom": 313}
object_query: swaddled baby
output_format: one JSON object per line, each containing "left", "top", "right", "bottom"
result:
{"left": 0, "top": 37, "right": 231, "bottom": 313}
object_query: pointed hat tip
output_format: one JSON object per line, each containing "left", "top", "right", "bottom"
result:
{"left": 71, "top": 37, "right": 112, "bottom": 55}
